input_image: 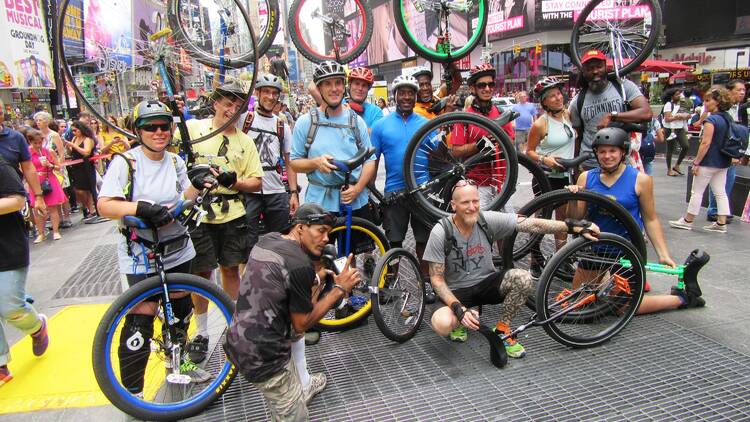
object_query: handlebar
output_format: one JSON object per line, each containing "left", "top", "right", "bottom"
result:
{"left": 123, "top": 200, "right": 194, "bottom": 229}
{"left": 331, "top": 147, "right": 375, "bottom": 174}
{"left": 539, "top": 152, "right": 594, "bottom": 172}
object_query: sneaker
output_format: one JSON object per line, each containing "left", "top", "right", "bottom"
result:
{"left": 669, "top": 217, "right": 693, "bottom": 230}
{"left": 449, "top": 325, "right": 468, "bottom": 342}
{"left": 423, "top": 277, "right": 436, "bottom": 304}
{"left": 33, "top": 235, "right": 45, "bottom": 244}
{"left": 179, "top": 359, "right": 213, "bottom": 383}
{"left": 494, "top": 323, "right": 526, "bottom": 359}
{"left": 187, "top": 335, "right": 209, "bottom": 364}
{"left": 59, "top": 221, "right": 73, "bottom": 229}
{"left": 304, "top": 372, "right": 327, "bottom": 404}
{"left": 70, "top": 206, "right": 80, "bottom": 214}
{"left": 84, "top": 215, "right": 110, "bottom": 224}
{"left": 32, "top": 314, "right": 49, "bottom": 357}
{"left": 82, "top": 214, "right": 97, "bottom": 224}
{"left": 670, "top": 286, "right": 706, "bottom": 309}
{"left": 53, "top": 232, "right": 62, "bottom": 241}
{"left": 702, "top": 222, "right": 727, "bottom": 233}
{"left": 0, "top": 366, "right": 12, "bottom": 386}
{"left": 304, "top": 330, "right": 321, "bottom": 346}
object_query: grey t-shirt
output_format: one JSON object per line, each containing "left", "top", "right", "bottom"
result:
{"left": 569, "top": 79, "right": 644, "bottom": 168}
{"left": 422, "top": 211, "right": 517, "bottom": 290}
{"left": 237, "top": 111, "right": 292, "bottom": 194}
{"left": 99, "top": 147, "right": 195, "bottom": 274}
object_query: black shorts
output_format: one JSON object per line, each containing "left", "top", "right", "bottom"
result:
{"left": 190, "top": 217, "right": 251, "bottom": 273}
{"left": 125, "top": 260, "right": 193, "bottom": 303}
{"left": 382, "top": 197, "right": 429, "bottom": 244}
{"left": 452, "top": 271, "right": 506, "bottom": 308}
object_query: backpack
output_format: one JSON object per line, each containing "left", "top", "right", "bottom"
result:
{"left": 575, "top": 77, "right": 625, "bottom": 121}
{"left": 303, "top": 108, "right": 362, "bottom": 156}
{"left": 640, "top": 125, "right": 656, "bottom": 163}
{"left": 241, "top": 111, "right": 285, "bottom": 171}
{"left": 439, "top": 212, "right": 495, "bottom": 257}
{"left": 718, "top": 112, "right": 750, "bottom": 159}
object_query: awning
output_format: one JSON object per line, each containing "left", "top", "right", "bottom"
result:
{"left": 607, "top": 59, "right": 693, "bottom": 74}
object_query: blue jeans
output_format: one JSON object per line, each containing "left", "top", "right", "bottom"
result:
{"left": 708, "top": 165, "right": 736, "bottom": 217}
{"left": 642, "top": 160, "right": 653, "bottom": 176}
{"left": 0, "top": 267, "right": 42, "bottom": 366}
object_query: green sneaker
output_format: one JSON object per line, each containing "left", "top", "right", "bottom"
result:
{"left": 493, "top": 327, "right": 526, "bottom": 359}
{"left": 449, "top": 325, "right": 468, "bottom": 342}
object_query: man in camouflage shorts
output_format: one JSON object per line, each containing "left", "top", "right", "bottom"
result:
{"left": 224, "top": 204, "right": 361, "bottom": 420}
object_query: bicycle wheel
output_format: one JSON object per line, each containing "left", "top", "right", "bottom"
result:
{"left": 316, "top": 217, "right": 390, "bottom": 331}
{"left": 403, "top": 112, "right": 518, "bottom": 222}
{"left": 502, "top": 190, "right": 646, "bottom": 310}
{"left": 394, "top": 0, "right": 488, "bottom": 63}
{"left": 92, "top": 274, "right": 236, "bottom": 422}
{"left": 288, "top": 0, "right": 373, "bottom": 64}
{"left": 371, "top": 248, "right": 426, "bottom": 343}
{"left": 570, "top": 0, "right": 661, "bottom": 76}
{"left": 536, "top": 233, "right": 645, "bottom": 348}
{"left": 246, "top": 0, "right": 281, "bottom": 58}
{"left": 504, "top": 153, "right": 552, "bottom": 214}
{"left": 57, "top": 0, "right": 258, "bottom": 145}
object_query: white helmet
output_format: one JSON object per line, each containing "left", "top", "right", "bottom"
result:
{"left": 391, "top": 74, "right": 419, "bottom": 95}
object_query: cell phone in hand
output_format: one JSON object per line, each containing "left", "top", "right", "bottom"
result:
{"left": 332, "top": 256, "right": 347, "bottom": 275}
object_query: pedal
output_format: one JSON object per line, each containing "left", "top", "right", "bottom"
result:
{"left": 166, "top": 373, "right": 191, "bottom": 385}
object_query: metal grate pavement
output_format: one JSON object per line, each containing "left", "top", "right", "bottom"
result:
{"left": 52, "top": 244, "right": 122, "bottom": 299}
{"left": 186, "top": 305, "right": 750, "bottom": 421}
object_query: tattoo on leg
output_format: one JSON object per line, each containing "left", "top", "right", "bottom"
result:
{"left": 499, "top": 269, "right": 534, "bottom": 324}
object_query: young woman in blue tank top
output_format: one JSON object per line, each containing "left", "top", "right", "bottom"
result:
{"left": 567, "top": 127, "right": 706, "bottom": 313}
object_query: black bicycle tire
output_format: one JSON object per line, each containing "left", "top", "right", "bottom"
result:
{"left": 536, "top": 233, "right": 645, "bottom": 348}
{"left": 315, "top": 217, "right": 390, "bottom": 331}
{"left": 287, "top": 0, "right": 373, "bottom": 64}
{"left": 92, "top": 273, "right": 236, "bottom": 422}
{"left": 513, "top": 153, "right": 553, "bottom": 208}
{"left": 371, "top": 248, "right": 426, "bottom": 343}
{"left": 570, "top": 0, "right": 661, "bottom": 76}
{"left": 403, "top": 112, "right": 519, "bottom": 222}
{"left": 393, "top": 0, "right": 488, "bottom": 63}
{"left": 56, "top": 0, "right": 257, "bottom": 145}
{"left": 256, "top": 0, "right": 281, "bottom": 58}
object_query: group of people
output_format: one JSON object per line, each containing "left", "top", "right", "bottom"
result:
{"left": 0, "top": 47, "right": 740, "bottom": 420}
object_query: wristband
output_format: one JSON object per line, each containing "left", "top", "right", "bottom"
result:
{"left": 333, "top": 284, "right": 348, "bottom": 295}
{"left": 450, "top": 301, "right": 465, "bottom": 321}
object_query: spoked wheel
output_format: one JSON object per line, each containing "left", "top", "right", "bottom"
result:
{"left": 501, "top": 190, "right": 647, "bottom": 311}
{"left": 246, "top": 0, "right": 281, "bottom": 58}
{"left": 403, "top": 112, "right": 518, "bottom": 222}
{"left": 394, "top": 0, "right": 488, "bottom": 63}
{"left": 371, "top": 248, "right": 426, "bottom": 343}
{"left": 56, "top": 0, "right": 258, "bottom": 145}
{"left": 570, "top": 0, "right": 661, "bottom": 76}
{"left": 92, "top": 274, "right": 236, "bottom": 422}
{"left": 316, "top": 217, "right": 390, "bottom": 331}
{"left": 503, "top": 154, "right": 552, "bottom": 214}
{"left": 288, "top": 0, "right": 373, "bottom": 63}
{"left": 536, "top": 234, "right": 645, "bottom": 348}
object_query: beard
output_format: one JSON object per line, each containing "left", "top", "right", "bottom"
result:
{"left": 458, "top": 212, "right": 479, "bottom": 227}
{"left": 588, "top": 78, "right": 608, "bottom": 94}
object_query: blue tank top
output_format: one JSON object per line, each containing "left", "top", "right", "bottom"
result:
{"left": 585, "top": 166, "right": 644, "bottom": 241}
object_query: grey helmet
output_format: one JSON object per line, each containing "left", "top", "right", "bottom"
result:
{"left": 255, "top": 73, "right": 283, "bottom": 92}
{"left": 210, "top": 79, "right": 249, "bottom": 101}
{"left": 391, "top": 74, "right": 419, "bottom": 95}
{"left": 132, "top": 100, "right": 172, "bottom": 128}
{"left": 313, "top": 60, "right": 346, "bottom": 85}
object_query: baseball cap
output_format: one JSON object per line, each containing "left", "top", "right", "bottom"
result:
{"left": 292, "top": 203, "right": 337, "bottom": 227}
{"left": 581, "top": 50, "right": 607, "bottom": 64}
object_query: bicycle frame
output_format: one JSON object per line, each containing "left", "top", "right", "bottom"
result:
{"left": 311, "top": 8, "right": 351, "bottom": 63}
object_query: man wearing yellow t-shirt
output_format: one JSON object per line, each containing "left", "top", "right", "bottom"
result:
{"left": 412, "top": 66, "right": 460, "bottom": 119}
{"left": 184, "top": 81, "right": 263, "bottom": 363}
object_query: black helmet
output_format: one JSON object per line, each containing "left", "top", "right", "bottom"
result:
{"left": 593, "top": 127, "right": 630, "bottom": 152}
{"left": 211, "top": 80, "right": 249, "bottom": 102}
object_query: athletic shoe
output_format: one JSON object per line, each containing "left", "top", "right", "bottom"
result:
{"left": 70, "top": 206, "right": 80, "bottom": 214}
{"left": 304, "top": 372, "right": 327, "bottom": 404}
{"left": 494, "top": 323, "right": 526, "bottom": 358}
{"left": 53, "top": 233, "right": 62, "bottom": 241}
{"left": 449, "top": 325, "right": 468, "bottom": 342}
{"left": 84, "top": 215, "right": 110, "bottom": 224}
{"left": 671, "top": 286, "right": 706, "bottom": 309}
{"left": 180, "top": 359, "right": 213, "bottom": 383}
{"left": 187, "top": 335, "right": 209, "bottom": 364}
{"left": 32, "top": 314, "right": 49, "bottom": 357}
{"left": 304, "top": 331, "right": 321, "bottom": 346}
{"left": 702, "top": 222, "right": 727, "bottom": 233}
{"left": 82, "top": 214, "right": 98, "bottom": 224}
{"left": 423, "top": 277, "right": 436, "bottom": 304}
{"left": 0, "top": 366, "right": 12, "bottom": 386}
{"left": 669, "top": 217, "right": 693, "bottom": 230}
{"left": 59, "top": 221, "right": 73, "bottom": 229}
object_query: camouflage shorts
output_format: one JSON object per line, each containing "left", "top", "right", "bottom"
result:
{"left": 252, "top": 359, "right": 308, "bottom": 422}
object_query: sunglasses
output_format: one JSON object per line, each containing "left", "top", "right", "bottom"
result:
{"left": 563, "top": 124, "right": 574, "bottom": 139}
{"left": 451, "top": 178, "right": 477, "bottom": 195}
{"left": 140, "top": 123, "right": 172, "bottom": 132}
{"left": 295, "top": 213, "right": 337, "bottom": 227}
{"left": 475, "top": 82, "right": 496, "bottom": 90}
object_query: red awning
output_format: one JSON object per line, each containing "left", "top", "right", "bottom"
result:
{"left": 606, "top": 59, "right": 693, "bottom": 74}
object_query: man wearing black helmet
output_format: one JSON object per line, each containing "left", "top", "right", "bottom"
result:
{"left": 225, "top": 204, "right": 360, "bottom": 419}
{"left": 237, "top": 74, "right": 299, "bottom": 252}
{"left": 566, "top": 127, "right": 706, "bottom": 313}
{"left": 412, "top": 65, "right": 460, "bottom": 119}
{"left": 185, "top": 80, "right": 264, "bottom": 362}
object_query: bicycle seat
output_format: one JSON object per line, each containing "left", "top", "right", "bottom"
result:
{"left": 332, "top": 147, "right": 375, "bottom": 174}
{"left": 123, "top": 200, "right": 194, "bottom": 229}
{"left": 493, "top": 110, "right": 519, "bottom": 127}
{"left": 554, "top": 152, "right": 594, "bottom": 170}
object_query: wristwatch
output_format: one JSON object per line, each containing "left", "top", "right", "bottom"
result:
{"left": 610, "top": 111, "right": 619, "bottom": 121}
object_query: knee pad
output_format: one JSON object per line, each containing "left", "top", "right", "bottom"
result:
{"left": 120, "top": 314, "right": 154, "bottom": 354}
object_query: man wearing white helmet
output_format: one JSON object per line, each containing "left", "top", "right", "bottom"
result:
{"left": 237, "top": 74, "right": 300, "bottom": 252}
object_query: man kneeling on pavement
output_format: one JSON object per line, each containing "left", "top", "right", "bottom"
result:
{"left": 425, "top": 181, "right": 600, "bottom": 358}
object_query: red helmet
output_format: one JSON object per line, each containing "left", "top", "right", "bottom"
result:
{"left": 468, "top": 63, "right": 496, "bottom": 85}
{"left": 349, "top": 67, "right": 374, "bottom": 86}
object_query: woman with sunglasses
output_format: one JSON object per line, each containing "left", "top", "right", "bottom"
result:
{"left": 96, "top": 100, "right": 216, "bottom": 396}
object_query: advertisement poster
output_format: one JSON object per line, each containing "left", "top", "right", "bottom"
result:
{"left": 535, "top": 0, "right": 652, "bottom": 30}
{"left": 0, "top": 0, "right": 55, "bottom": 89}
{"left": 58, "top": 0, "right": 85, "bottom": 58}
{"left": 84, "top": 0, "right": 133, "bottom": 69}
{"left": 288, "top": 49, "right": 300, "bottom": 83}
{"left": 133, "top": 0, "right": 167, "bottom": 65}
{"left": 486, "top": 0, "right": 534, "bottom": 39}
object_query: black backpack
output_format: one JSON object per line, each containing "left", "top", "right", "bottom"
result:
{"left": 439, "top": 212, "right": 495, "bottom": 257}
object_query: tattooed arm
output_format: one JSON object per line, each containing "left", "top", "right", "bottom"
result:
{"left": 429, "top": 262, "right": 460, "bottom": 306}
{"left": 516, "top": 216, "right": 601, "bottom": 238}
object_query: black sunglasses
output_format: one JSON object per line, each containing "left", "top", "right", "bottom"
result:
{"left": 563, "top": 124, "right": 574, "bottom": 139}
{"left": 295, "top": 213, "right": 337, "bottom": 227}
{"left": 139, "top": 123, "right": 172, "bottom": 132}
{"left": 475, "top": 82, "right": 496, "bottom": 90}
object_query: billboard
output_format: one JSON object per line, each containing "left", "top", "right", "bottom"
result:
{"left": 58, "top": 0, "right": 85, "bottom": 58}
{"left": 535, "top": 0, "right": 652, "bottom": 31}
{"left": 133, "top": 0, "right": 167, "bottom": 65}
{"left": 486, "top": 0, "right": 535, "bottom": 39}
{"left": 84, "top": 0, "right": 133, "bottom": 68}
{"left": 0, "top": 0, "right": 56, "bottom": 89}
{"left": 366, "top": 2, "right": 414, "bottom": 65}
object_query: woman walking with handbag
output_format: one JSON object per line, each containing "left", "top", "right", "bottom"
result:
{"left": 26, "top": 130, "right": 66, "bottom": 242}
